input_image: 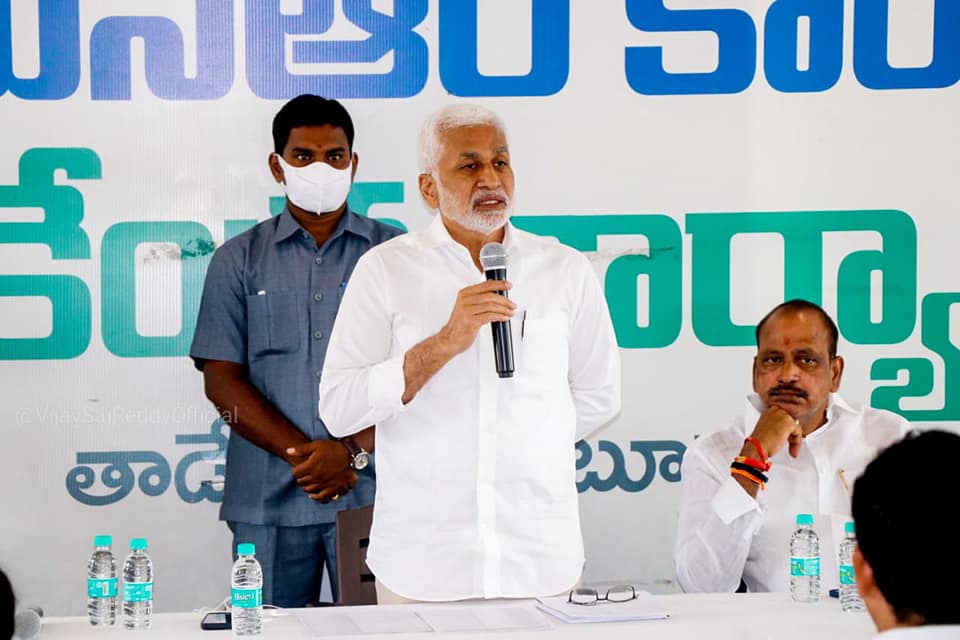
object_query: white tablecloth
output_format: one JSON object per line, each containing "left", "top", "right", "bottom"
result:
{"left": 39, "top": 593, "right": 876, "bottom": 639}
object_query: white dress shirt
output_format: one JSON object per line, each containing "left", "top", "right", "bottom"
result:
{"left": 675, "top": 393, "right": 910, "bottom": 594}
{"left": 319, "top": 217, "right": 621, "bottom": 600}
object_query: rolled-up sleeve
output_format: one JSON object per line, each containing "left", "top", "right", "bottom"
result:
{"left": 675, "top": 437, "right": 764, "bottom": 593}
{"left": 320, "top": 252, "right": 405, "bottom": 437}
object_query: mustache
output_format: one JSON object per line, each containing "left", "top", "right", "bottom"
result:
{"left": 768, "top": 385, "right": 808, "bottom": 398}
{"left": 471, "top": 188, "right": 510, "bottom": 208}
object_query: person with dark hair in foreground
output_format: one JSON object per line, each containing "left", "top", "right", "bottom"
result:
{"left": 852, "top": 430, "right": 960, "bottom": 638}
{"left": 675, "top": 300, "right": 911, "bottom": 593}
{"left": 0, "top": 568, "right": 13, "bottom": 640}
{"left": 191, "top": 94, "right": 403, "bottom": 605}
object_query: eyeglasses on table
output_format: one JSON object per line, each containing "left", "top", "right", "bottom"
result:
{"left": 568, "top": 585, "right": 639, "bottom": 605}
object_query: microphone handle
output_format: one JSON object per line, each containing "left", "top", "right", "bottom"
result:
{"left": 485, "top": 267, "right": 515, "bottom": 378}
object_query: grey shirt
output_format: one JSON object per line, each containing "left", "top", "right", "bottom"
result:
{"left": 190, "top": 208, "right": 404, "bottom": 525}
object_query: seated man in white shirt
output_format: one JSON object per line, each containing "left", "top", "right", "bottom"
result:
{"left": 675, "top": 299, "right": 910, "bottom": 593}
{"left": 318, "top": 104, "right": 622, "bottom": 603}
{"left": 853, "top": 430, "right": 960, "bottom": 639}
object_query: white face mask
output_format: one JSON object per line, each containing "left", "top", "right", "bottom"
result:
{"left": 274, "top": 154, "right": 353, "bottom": 214}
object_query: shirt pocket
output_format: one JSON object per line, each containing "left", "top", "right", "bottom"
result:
{"left": 828, "top": 459, "right": 867, "bottom": 515}
{"left": 513, "top": 312, "right": 568, "bottom": 391}
{"left": 246, "top": 291, "right": 301, "bottom": 357}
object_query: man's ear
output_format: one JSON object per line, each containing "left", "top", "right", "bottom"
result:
{"left": 853, "top": 546, "right": 877, "bottom": 599}
{"left": 419, "top": 173, "right": 439, "bottom": 209}
{"left": 269, "top": 153, "right": 284, "bottom": 184}
{"left": 350, "top": 152, "right": 359, "bottom": 182}
{"left": 830, "top": 355, "right": 844, "bottom": 392}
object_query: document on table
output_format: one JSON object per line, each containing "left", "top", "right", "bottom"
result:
{"left": 296, "top": 602, "right": 551, "bottom": 636}
{"left": 296, "top": 608, "right": 431, "bottom": 636}
{"left": 536, "top": 593, "right": 671, "bottom": 624}
{"left": 417, "top": 603, "right": 552, "bottom": 633}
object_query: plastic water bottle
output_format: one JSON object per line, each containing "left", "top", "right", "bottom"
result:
{"left": 87, "top": 535, "right": 117, "bottom": 626}
{"left": 122, "top": 538, "right": 154, "bottom": 629}
{"left": 839, "top": 521, "right": 865, "bottom": 612}
{"left": 231, "top": 543, "right": 263, "bottom": 636}
{"left": 790, "top": 513, "right": 820, "bottom": 603}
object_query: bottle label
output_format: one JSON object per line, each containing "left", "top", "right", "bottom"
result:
{"left": 88, "top": 578, "right": 118, "bottom": 598}
{"left": 231, "top": 588, "right": 262, "bottom": 608}
{"left": 123, "top": 582, "right": 154, "bottom": 602}
{"left": 790, "top": 556, "right": 821, "bottom": 577}
{"left": 840, "top": 564, "right": 856, "bottom": 585}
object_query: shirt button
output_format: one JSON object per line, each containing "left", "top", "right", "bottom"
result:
{"left": 313, "top": 292, "right": 323, "bottom": 302}
{"left": 314, "top": 256, "right": 323, "bottom": 265}
{"left": 313, "top": 330, "right": 323, "bottom": 340}
{"left": 315, "top": 369, "right": 322, "bottom": 379}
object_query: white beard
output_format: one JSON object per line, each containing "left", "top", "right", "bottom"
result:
{"left": 437, "top": 183, "right": 513, "bottom": 235}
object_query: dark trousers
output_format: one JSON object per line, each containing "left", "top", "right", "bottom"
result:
{"left": 227, "top": 522, "right": 339, "bottom": 607}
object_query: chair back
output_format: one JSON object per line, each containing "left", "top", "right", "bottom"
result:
{"left": 335, "top": 504, "right": 377, "bottom": 605}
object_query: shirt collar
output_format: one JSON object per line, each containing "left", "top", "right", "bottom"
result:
{"left": 421, "top": 214, "right": 525, "bottom": 253}
{"left": 501, "top": 219, "right": 526, "bottom": 252}
{"left": 273, "top": 206, "right": 374, "bottom": 245}
{"left": 273, "top": 208, "right": 304, "bottom": 244}
{"left": 336, "top": 206, "right": 377, "bottom": 243}
{"left": 829, "top": 392, "right": 858, "bottom": 416}
{"left": 420, "top": 214, "right": 461, "bottom": 251}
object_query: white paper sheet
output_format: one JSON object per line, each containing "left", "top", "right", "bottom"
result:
{"left": 296, "top": 608, "right": 432, "bottom": 637}
{"left": 417, "top": 603, "right": 552, "bottom": 633}
{"left": 536, "top": 592, "right": 671, "bottom": 624}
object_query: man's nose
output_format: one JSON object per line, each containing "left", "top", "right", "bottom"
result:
{"left": 778, "top": 359, "right": 800, "bottom": 381}
{"left": 475, "top": 162, "right": 501, "bottom": 189}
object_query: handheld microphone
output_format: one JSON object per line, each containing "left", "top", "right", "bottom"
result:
{"left": 479, "top": 242, "right": 515, "bottom": 378}
{"left": 13, "top": 606, "right": 42, "bottom": 640}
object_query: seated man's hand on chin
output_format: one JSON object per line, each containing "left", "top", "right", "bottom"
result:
{"left": 747, "top": 405, "right": 804, "bottom": 460}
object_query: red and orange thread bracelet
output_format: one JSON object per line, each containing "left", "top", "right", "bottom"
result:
{"left": 731, "top": 467, "right": 766, "bottom": 491}
{"left": 731, "top": 461, "right": 768, "bottom": 483}
{"left": 734, "top": 455, "right": 771, "bottom": 473}
{"left": 744, "top": 436, "right": 769, "bottom": 465}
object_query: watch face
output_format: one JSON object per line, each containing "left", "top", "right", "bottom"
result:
{"left": 352, "top": 451, "right": 370, "bottom": 470}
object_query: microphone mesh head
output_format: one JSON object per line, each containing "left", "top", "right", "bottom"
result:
{"left": 479, "top": 242, "right": 508, "bottom": 271}
{"left": 14, "top": 609, "right": 41, "bottom": 640}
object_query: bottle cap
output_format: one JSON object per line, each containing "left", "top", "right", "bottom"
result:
{"left": 237, "top": 543, "right": 256, "bottom": 556}
{"left": 796, "top": 514, "right": 814, "bottom": 526}
{"left": 130, "top": 538, "right": 148, "bottom": 550}
{"left": 845, "top": 521, "right": 855, "bottom": 534}
{"left": 94, "top": 535, "right": 112, "bottom": 547}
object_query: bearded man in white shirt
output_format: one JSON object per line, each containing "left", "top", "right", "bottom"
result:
{"left": 319, "top": 104, "right": 622, "bottom": 603}
{"left": 852, "top": 429, "right": 960, "bottom": 640}
{"left": 675, "top": 299, "right": 909, "bottom": 593}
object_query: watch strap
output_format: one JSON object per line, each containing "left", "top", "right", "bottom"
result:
{"left": 341, "top": 436, "right": 362, "bottom": 459}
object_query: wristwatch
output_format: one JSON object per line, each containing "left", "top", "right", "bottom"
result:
{"left": 341, "top": 437, "right": 370, "bottom": 471}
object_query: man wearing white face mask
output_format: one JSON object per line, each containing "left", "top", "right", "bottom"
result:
{"left": 190, "top": 95, "right": 403, "bottom": 606}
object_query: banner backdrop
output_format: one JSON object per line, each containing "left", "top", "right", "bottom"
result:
{"left": 1, "top": 0, "right": 958, "bottom": 615}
